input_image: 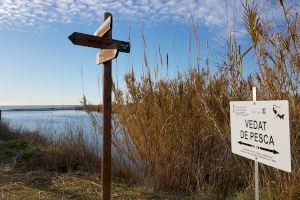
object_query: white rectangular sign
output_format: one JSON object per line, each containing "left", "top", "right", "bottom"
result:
{"left": 230, "top": 100, "right": 291, "bottom": 172}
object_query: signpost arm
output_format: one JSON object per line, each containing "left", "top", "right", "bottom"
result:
{"left": 102, "top": 12, "right": 112, "bottom": 200}
{"left": 253, "top": 87, "right": 259, "bottom": 200}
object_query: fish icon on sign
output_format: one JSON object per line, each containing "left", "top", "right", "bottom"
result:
{"left": 273, "top": 105, "right": 285, "bottom": 119}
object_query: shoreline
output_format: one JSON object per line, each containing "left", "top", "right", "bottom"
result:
{"left": 1, "top": 107, "right": 83, "bottom": 112}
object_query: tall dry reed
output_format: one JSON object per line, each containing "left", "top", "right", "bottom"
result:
{"left": 113, "top": 0, "right": 300, "bottom": 198}
{"left": 0, "top": 120, "right": 101, "bottom": 173}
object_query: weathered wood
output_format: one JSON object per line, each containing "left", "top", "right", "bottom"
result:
{"left": 68, "top": 32, "right": 130, "bottom": 53}
{"left": 94, "top": 16, "right": 112, "bottom": 37}
{"left": 68, "top": 11, "right": 131, "bottom": 200}
{"left": 111, "top": 40, "right": 130, "bottom": 53}
{"left": 68, "top": 32, "right": 112, "bottom": 49}
{"left": 97, "top": 49, "right": 118, "bottom": 64}
{"left": 102, "top": 12, "right": 112, "bottom": 200}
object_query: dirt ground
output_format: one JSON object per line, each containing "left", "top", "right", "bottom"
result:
{"left": 0, "top": 139, "right": 188, "bottom": 200}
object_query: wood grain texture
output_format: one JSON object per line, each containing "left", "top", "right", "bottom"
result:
{"left": 94, "top": 16, "right": 111, "bottom": 37}
{"left": 97, "top": 49, "right": 118, "bottom": 64}
{"left": 101, "top": 13, "right": 113, "bottom": 200}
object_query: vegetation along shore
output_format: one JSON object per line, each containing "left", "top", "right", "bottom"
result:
{"left": 1, "top": 0, "right": 300, "bottom": 199}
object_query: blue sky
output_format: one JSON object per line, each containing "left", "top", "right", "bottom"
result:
{"left": 0, "top": 0, "right": 293, "bottom": 105}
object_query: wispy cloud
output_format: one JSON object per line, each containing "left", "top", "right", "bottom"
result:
{"left": 0, "top": 0, "right": 297, "bottom": 32}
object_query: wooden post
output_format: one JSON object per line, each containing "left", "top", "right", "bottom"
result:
{"left": 102, "top": 12, "right": 112, "bottom": 200}
{"left": 68, "top": 11, "right": 130, "bottom": 200}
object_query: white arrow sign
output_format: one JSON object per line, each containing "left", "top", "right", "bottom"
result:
{"left": 94, "top": 16, "right": 112, "bottom": 37}
{"left": 96, "top": 49, "right": 118, "bottom": 64}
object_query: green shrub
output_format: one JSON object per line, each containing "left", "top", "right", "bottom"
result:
{"left": 3, "top": 150, "right": 17, "bottom": 157}
{"left": 7, "top": 139, "right": 27, "bottom": 150}
{"left": 21, "top": 148, "right": 38, "bottom": 161}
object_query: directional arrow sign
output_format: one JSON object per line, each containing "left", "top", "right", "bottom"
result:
{"left": 238, "top": 141, "right": 254, "bottom": 147}
{"left": 258, "top": 147, "right": 279, "bottom": 154}
{"left": 94, "top": 16, "right": 112, "bottom": 37}
{"left": 230, "top": 100, "right": 291, "bottom": 172}
{"left": 97, "top": 49, "right": 118, "bottom": 64}
{"left": 238, "top": 141, "right": 279, "bottom": 155}
{"left": 68, "top": 32, "right": 112, "bottom": 49}
{"left": 68, "top": 32, "right": 130, "bottom": 53}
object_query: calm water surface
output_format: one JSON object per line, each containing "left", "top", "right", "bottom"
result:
{"left": 0, "top": 106, "right": 103, "bottom": 152}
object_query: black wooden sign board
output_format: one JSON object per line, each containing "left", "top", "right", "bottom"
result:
{"left": 68, "top": 32, "right": 130, "bottom": 53}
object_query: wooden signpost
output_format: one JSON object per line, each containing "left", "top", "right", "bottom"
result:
{"left": 68, "top": 12, "right": 130, "bottom": 200}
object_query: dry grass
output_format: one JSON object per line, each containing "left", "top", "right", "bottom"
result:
{"left": 1, "top": 0, "right": 299, "bottom": 199}
{"left": 0, "top": 170, "right": 187, "bottom": 200}
{"left": 0, "top": 122, "right": 100, "bottom": 173}
{"left": 0, "top": 123, "right": 190, "bottom": 199}
{"left": 112, "top": 0, "right": 300, "bottom": 198}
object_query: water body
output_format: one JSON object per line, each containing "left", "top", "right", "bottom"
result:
{"left": 0, "top": 106, "right": 102, "bottom": 153}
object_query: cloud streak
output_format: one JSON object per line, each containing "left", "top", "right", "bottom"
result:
{"left": 0, "top": 0, "right": 297, "bottom": 32}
